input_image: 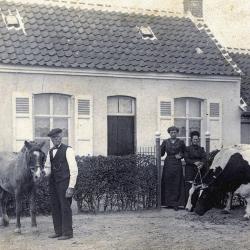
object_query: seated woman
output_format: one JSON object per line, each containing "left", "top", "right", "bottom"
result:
{"left": 184, "top": 131, "right": 207, "bottom": 205}
{"left": 161, "top": 126, "right": 186, "bottom": 211}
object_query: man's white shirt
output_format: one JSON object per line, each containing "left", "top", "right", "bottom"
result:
{"left": 44, "top": 145, "right": 78, "bottom": 188}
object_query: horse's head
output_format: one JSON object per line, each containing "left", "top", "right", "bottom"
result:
{"left": 24, "top": 140, "right": 46, "bottom": 183}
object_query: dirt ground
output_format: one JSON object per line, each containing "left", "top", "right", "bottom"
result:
{"left": 0, "top": 205, "right": 250, "bottom": 250}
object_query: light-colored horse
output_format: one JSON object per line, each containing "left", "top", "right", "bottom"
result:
{"left": 0, "top": 141, "right": 46, "bottom": 233}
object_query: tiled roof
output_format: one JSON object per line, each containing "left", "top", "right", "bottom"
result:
{"left": 230, "top": 51, "right": 250, "bottom": 107}
{"left": 0, "top": 0, "right": 239, "bottom": 76}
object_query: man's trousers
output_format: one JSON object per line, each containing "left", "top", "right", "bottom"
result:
{"left": 49, "top": 178, "right": 73, "bottom": 236}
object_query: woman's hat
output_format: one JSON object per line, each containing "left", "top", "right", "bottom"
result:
{"left": 190, "top": 130, "right": 200, "bottom": 138}
{"left": 167, "top": 126, "right": 179, "bottom": 133}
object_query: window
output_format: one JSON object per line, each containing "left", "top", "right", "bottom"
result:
{"left": 107, "top": 96, "right": 135, "bottom": 115}
{"left": 139, "top": 26, "right": 157, "bottom": 40}
{"left": 34, "top": 94, "right": 70, "bottom": 153}
{"left": 1, "top": 9, "right": 26, "bottom": 34}
{"left": 174, "top": 98, "right": 202, "bottom": 145}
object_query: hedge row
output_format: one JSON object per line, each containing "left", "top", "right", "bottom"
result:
{"left": 74, "top": 154, "right": 157, "bottom": 212}
{"left": 6, "top": 154, "right": 157, "bottom": 216}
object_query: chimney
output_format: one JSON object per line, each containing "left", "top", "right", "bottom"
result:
{"left": 183, "top": 0, "right": 203, "bottom": 18}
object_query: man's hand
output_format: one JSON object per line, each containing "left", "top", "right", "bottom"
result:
{"left": 65, "top": 187, "right": 74, "bottom": 198}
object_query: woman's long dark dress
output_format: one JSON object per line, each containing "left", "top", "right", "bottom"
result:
{"left": 184, "top": 145, "right": 207, "bottom": 204}
{"left": 161, "top": 138, "right": 186, "bottom": 207}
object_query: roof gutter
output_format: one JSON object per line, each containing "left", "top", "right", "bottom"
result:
{"left": 0, "top": 64, "right": 241, "bottom": 83}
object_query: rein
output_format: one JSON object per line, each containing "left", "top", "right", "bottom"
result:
{"left": 191, "top": 168, "right": 203, "bottom": 186}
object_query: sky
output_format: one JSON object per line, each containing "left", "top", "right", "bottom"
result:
{"left": 204, "top": 0, "right": 250, "bottom": 49}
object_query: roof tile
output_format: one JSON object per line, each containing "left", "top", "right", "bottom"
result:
{"left": 0, "top": 0, "right": 238, "bottom": 76}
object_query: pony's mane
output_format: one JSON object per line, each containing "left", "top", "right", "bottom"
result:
{"left": 20, "top": 141, "right": 42, "bottom": 153}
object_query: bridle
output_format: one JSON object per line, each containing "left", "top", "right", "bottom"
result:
{"left": 26, "top": 148, "right": 46, "bottom": 176}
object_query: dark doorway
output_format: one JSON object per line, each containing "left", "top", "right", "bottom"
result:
{"left": 241, "top": 121, "right": 250, "bottom": 144}
{"left": 108, "top": 116, "right": 134, "bottom": 156}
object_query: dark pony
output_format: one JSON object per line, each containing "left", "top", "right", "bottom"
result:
{"left": 0, "top": 140, "right": 46, "bottom": 233}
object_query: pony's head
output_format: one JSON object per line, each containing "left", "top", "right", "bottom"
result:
{"left": 24, "top": 140, "right": 46, "bottom": 183}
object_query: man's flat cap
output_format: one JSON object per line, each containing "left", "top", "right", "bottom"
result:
{"left": 47, "top": 128, "right": 62, "bottom": 137}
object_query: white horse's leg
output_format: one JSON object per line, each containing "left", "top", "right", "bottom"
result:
{"left": 243, "top": 198, "right": 250, "bottom": 220}
{"left": 185, "top": 184, "right": 195, "bottom": 211}
{"left": 222, "top": 192, "right": 233, "bottom": 214}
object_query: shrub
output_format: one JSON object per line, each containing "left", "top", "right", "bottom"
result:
{"left": 74, "top": 154, "right": 157, "bottom": 212}
{"left": 5, "top": 154, "right": 157, "bottom": 216}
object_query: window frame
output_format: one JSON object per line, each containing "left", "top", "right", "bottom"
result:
{"left": 33, "top": 93, "right": 72, "bottom": 149}
{"left": 107, "top": 96, "right": 135, "bottom": 116}
{"left": 174, "top": 97, "right": 204, "bottom": 146}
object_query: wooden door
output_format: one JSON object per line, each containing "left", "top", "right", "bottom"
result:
{"left": 108, "top": 116, "right": 134, "bottom": 156}
{"left": 241, "top": 122, "right": 250, "bottom": 144}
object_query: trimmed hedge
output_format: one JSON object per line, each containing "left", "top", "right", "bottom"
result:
{"left": 5, "top": 154, "right": 157, "bottom": 216}
{"left": 74, "top": 154, "right": 157, "bottom": 212}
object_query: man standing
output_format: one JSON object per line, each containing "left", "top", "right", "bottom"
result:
{"left": 44, "top": 128, "right": 78, "bottom": 240}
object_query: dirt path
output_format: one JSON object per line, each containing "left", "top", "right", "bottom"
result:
{"left": 0, "top": 207, "right": 249, "bottom": 250}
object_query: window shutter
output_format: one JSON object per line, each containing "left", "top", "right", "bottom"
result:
{"left": 12, "top": 92, "right": 33, "bottom": 152}
{"left": 75, "top": 95, "right": 93, "bottom": 156}
{"left": 207, "top": 100, "right": 222, "bottom": 151}
{"left": 158, "top": 97, "right": 174, "bottom": 140}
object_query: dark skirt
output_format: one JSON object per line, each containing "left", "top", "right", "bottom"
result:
{"left": 161, "top": 156, "right": 185, "bottom": 207}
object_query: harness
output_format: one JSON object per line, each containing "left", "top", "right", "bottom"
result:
{"left": 190, "top": 167, "right": 204, "bottom": 186}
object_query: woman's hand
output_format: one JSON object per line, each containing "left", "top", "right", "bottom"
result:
{"left": 175, "top": 153, "right": 182, "bottom": 159}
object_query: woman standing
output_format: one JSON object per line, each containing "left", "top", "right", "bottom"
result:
{"left": 184, "top": 131, "right": 207, "bottom": 204}
{"left": 161, "top": 126, "right": 186, "bottom": 210}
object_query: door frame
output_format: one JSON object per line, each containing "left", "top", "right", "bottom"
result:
{"left": 107, "top": 96, "right": 136, "bottom": 155}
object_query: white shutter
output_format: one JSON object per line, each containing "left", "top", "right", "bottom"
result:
{"left": 12, "top": 92, "right": 33, "bottom": 152}
{"left": 158, "top": 97, "right": 174, "bottom": 140}
{"left": 75, "top": 95, "right": 93, "bottom": 156}
{"left": 207, "top": 99, "right": 222, "bottom": 151}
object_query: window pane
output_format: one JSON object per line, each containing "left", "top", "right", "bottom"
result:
{"left": 174, "top": 98, "right": 186, "bottom": 117}
{"left": 35, "top": 118, "right": 50, "bottom": 137}
{"left": 62, "top": 138, "right": 68, "bottom": 145}
{"left": 174, "top": 118, "right": 186, "bottom": 137}
{"left": 119, "top": 97, "right": 133, "bottom": 113}
{"left": 107, "top": 97, "right": 118, "bottom": 114}
{"left": 189, "top": 99, "right": 201, "bottom": 117}
{"left": 53, "top": 118, "right": 68, "bottom": 137}
{"left": 34, "top": 94, "right": 50, "bottom": 115}
{"left": 189, "top": 120, "right": 201, "bottom": 134}
{"left": 53, "top": 95, "right": 69, "bottom": 115}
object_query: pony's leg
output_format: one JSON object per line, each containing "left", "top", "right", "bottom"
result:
{"left": 0, "top": 188, "right": 4, "bottom": 226}
{"left": 29, "top": 187, "right": 38, "bottom": 232}
{"left": 1, "top": 191, "right": 9, "bottom": 226}
{"left": 14, "top": 191, "right": 22, "bottom": 233}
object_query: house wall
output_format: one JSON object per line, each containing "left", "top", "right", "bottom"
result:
{"left": 0, "top": 70, "right": 241, "bottom": 155}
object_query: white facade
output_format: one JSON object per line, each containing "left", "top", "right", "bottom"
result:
{"left": 0, "top": 65, "right": 241, "bottom": 156}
